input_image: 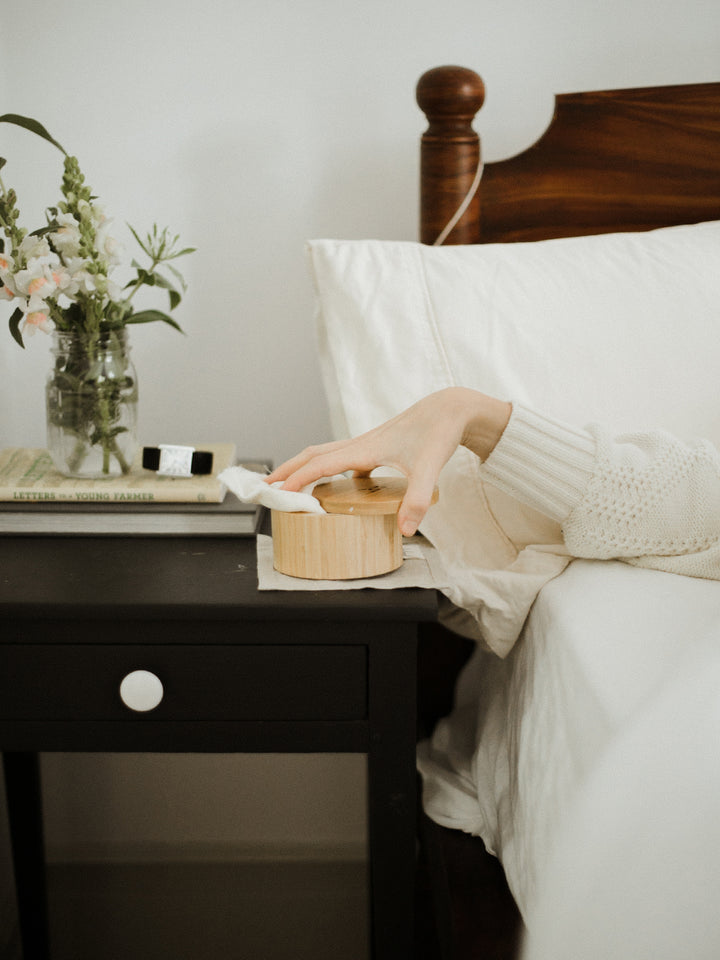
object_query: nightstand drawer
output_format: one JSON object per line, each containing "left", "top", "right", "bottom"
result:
{"left": 0, "top": 645, "right": 367, "bottom": 721}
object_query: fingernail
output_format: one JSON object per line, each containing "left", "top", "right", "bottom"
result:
{"left": 400, "top": 520, "right": 416, "bottom": 537}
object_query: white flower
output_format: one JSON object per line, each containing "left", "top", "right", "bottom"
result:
{"left": 95, "top": 218, "right": 123, "bottom": 268}
{"left": 0, "top": 253, "right": 16, "bottom": 299}
{"left": 53, "top": 256, "right": 94, "bottom": 298}
{"left": 18, "top": 235, "right": 57, "bottom": 267}
{"left": 50, "top": 213, "right": 82, "bottom": 258}
{"left": 13, "top": 260, "right": 60, "bottom": 300}
{"left": 0, "top": 251, "right": 14, "bottom": 276}
{"left": 21, "top": 308, "right": 52, "bottom": 336}
{"left": 90, "top": 201, "right": 106, "bottom": 224}
{"left": 62, "top": 256, "right": 87, "bottom": 275}
{"left": 51, "top": 265, "right": 78, "bottom": 297}
{"left": 69, "top": 267, "right": 100, "bottom": 295}
{"left": 76, "top": 199, "right": 102, "bottom": 225}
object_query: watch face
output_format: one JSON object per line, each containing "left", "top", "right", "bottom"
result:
{"left": 157, "top": 444, "right": 195, "bottom": 478}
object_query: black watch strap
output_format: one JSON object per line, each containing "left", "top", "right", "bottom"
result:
{"left": 142, "top": 445, "right": 214, "bottom": 477}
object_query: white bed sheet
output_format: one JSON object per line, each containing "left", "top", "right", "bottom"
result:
{"left": 417, "top": 558, "right": 720, "bottom": 919}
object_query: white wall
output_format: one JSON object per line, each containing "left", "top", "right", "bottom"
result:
{"left": 3, "top": 0, "right": 719, "bottom": 462}
{"left": 2, "top": 0, "right": 719, "bottom": 862}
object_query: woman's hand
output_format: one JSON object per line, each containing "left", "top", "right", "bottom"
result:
{"left": 266, "top": 388, "right": 512, "bottom": 536}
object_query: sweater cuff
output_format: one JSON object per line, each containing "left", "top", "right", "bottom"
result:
{"left": 479, "top": 403, "right": 597, "bottom": 522}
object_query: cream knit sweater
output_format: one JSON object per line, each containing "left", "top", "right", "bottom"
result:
{"left": 480, "top": 403, "right": 720, "bottom": 580}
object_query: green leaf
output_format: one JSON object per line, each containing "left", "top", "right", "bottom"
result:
{"left": 122, "top": 268, "right": 156, "bottom": 293}
{"left": 165, "top": 246, "right": 197, "bottom": 260}
{"left": 127, "top": 223, "right": 152, "bottom": 259}
{"left": 0, "top": 114, "right": 67, "bottom": 156}
{"left": 125, "top": 309, "right": 184, "bottom": 333}
{"left": 29, "top": 222, "right": 60, "bottom": 238}
{"left": 150, "top": 272, "right": 182, "bottom": 308}
{"left": 164, "top": 262, "right": 188, "bottom": 292}
{"left": 0, "top": 156, "right": 6, "bottom": 171}
{"left": 8, "top": 307, "right": 24, "bottom": 348}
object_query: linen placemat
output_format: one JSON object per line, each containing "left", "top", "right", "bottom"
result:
{"left": 256, "top": 534, "right": 448, "bottom": 591}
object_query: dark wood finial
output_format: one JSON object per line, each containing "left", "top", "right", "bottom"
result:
{"left": 416, "top": 66, "right": 485, "bottom": 130}
{"left": 416, "top": 66, "right": 485, "bottom": 244}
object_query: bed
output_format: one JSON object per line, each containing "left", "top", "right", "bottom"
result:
{"left": 307, "top": 66, "right": 720, "bottom": 958}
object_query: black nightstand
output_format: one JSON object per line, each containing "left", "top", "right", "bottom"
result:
{"left": 0, "top": 532, "right": 437, "bottom": 959}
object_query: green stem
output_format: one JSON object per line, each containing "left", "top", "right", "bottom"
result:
{"left": 109, "top": 437, "right": 131, "bottom": 474}
{"left": 124, "top": 254, "right": 162, "bottom": 307}
{"left": 0, "top": 174, "right": 20, "bottom": 248}
{"left": 67, "top": 438, "right": 89, "bottom": 474}
{"left": 48, "top": 329, "right": 136, "bottom": 477}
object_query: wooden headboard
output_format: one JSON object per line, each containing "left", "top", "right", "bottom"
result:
{"left": 417, "top": 65, "right": 720, "bottom": 244}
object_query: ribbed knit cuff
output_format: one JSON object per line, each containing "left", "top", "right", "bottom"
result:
{"left": 479, "top": 403, "right": 598, "bottom": 522}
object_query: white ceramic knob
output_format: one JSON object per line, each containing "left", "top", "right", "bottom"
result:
{"left": 119, "top": 670, "right": 164, "bottom": 712}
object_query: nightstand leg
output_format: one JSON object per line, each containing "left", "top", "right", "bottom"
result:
{"left": 3, "top": 752, "right": 50, "bottom": 960}
{"left": 366, "top": 627, "right": 418, "bottom": 959}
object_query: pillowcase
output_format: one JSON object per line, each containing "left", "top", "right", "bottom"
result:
{"left": 307, "top": 221, "right": 720, "bottom": 655}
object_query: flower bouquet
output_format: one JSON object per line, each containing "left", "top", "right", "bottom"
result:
{"left": 0, "top": 114, "right": 195, "bottom": 477}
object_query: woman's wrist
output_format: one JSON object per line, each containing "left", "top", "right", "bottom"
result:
{"left": 455, "top": 389, "right": 512, "bottom": 462}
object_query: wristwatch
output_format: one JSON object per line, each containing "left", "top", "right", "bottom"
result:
{"left": 142, "top": 444, "right": 214, "bottom": 478}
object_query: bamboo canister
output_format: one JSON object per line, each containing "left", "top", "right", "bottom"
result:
{"left": 271, "top": 477, "right": 434, "bottom": 580}
{"left": 271, "top": 511, "right": 402, "bottom": 580}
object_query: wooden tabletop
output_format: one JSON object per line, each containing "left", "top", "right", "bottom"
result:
{"left": 0, "top": 533, "right": 438, "bottom": 626}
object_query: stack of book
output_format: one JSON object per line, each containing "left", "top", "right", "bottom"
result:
{"left": 0, "top": 444, "right": 268, "bottom": 537}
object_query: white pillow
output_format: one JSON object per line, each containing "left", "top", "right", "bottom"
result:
{"left": 307, "top": 222, "right": 720, "bottom": 654}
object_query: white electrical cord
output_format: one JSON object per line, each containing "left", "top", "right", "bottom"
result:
{"left": 432, "top": 158, "right": 484, "bottom": 246}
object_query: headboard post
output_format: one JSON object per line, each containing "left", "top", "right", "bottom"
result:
{"left": 416, "top": 66, "right": 485, "bottom": 245}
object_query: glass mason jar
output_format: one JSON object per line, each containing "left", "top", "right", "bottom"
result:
{"left": 46, "top": 328, "right": 139, "bottom": 478}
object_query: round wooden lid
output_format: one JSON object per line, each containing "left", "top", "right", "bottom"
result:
{"left": 313, "top": 477, "right": 438, "bottom": 516}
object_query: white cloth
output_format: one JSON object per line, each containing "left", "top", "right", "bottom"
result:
{"left": 417, "top": 559, "right": 720, "bottom": 918}
{"left": 218, "top": 466, "right": 326, "bottom": 515}
{"left": 522, "top": 624, "right": 720, "bottom": 960}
